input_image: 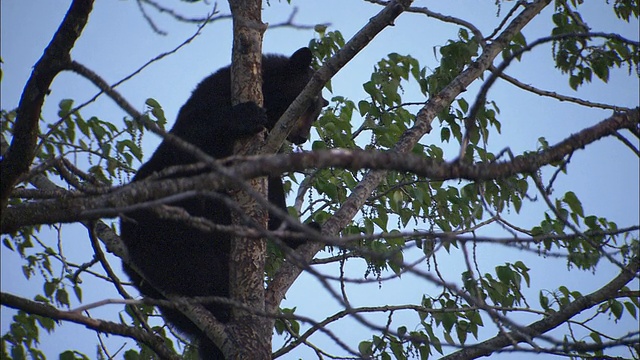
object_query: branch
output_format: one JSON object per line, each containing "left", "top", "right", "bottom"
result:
{"left": 267, "top": 7, "right": 331, "bottom": 30}
{"left": 0, "top": 292, "right": 180, "bottom": 360}
{"left": 0, "top": 133, "right": 130, "bottom": 264}
{"left": 460, "top": 32, "right": 639, "bottom": 158}
{"left": 139, "top": 0, "right": 228, "bottom": 26}
{"left": 261, "top": 0, "right": 415, "bottom": 156}
{"left": 139, "top": 0, "right": 323, "bottom": 30}
{"left": 264, "top": 0, "right": 417, "bottom": 313}
{"left": 440, "top": 257, "right": 639, "bottom": 360}
{"left": 274, "top": 303, "right": 555, "bottom": 358}
{"left": 87, "top": 222, "right": 153, "bottom": 333}
{"left": 66, "top": 60, "right": 225, "bottom": 168}
{"left": 269, "top": 0, "right": 552, "bottom": 308}
{"left": 365, "top": 0, "right": 485, "bottom": 49}
{"left": 2, "top": 108, "right": 637, "bottom": 232}
{"left": 493, "top": 66, "right": 629, "bottom": 111}
{"left": 0, "top": 0, "right": 94, "bottom": 210}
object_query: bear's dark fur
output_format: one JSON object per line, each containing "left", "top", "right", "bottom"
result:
{"left": 120, "top": 47, "right": 325, "bottom": 359}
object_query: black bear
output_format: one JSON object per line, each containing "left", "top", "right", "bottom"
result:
{"left": 120, "top": 47, "right": 326, "bottom": 359}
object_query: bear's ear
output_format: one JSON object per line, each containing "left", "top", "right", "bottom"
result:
{"left": 289, "top": 47, "right": 313, "bottom": 70}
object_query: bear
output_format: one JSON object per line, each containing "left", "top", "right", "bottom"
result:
{"left": 119, "top": 47, "right": 326, "bottom": 359}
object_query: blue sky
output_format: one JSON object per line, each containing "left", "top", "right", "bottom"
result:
{"left": 1, "top": 1, "right": 638, "bottom": 359}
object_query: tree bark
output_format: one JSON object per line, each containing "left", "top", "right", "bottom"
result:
{"left": 226, "top": 0, "right": 270, "bottom": 359}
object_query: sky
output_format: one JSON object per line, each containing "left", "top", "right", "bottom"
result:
{"left": 1, "top": 1, "right": 639, "bottom": 359}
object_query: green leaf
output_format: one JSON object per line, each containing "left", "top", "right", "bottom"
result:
{"left": 456, "top": 321, "right": 468, "bottom": 345}
{"left": 358, "top": 340, "right": 373, "bottom": 357}
{"left": 563, "top": 191, "right": 584, "bottom": 218}
{"left": 610, "top": 300, "right": 623, "bottom": 319}
{"left": 116, "top": 139, "right": 143, "bottom": 161}
{"left": 592, "top": 59, "right": 610, "bottom": 82}
{"left": 624, "top": 301, "right": 637, "bottom": 319}
{"left": 56, "top": 288, "right": 70, "bottom": 307}
{"left": 60, "top": 350, "right": 78, "bottom": 360}
{"left": 358, "top": 100, "right": 370, "bottom": 116}
{"left": 389, "top": 340, "right": 405, "bottom": 360}
{"left": 124, "top": 349, "right": 141, "bottom": 360}
{"left": 558, "top": 286, "right": 570, "bottom": 298}
{"left": 441, "top": 312, "right": 456, "bottom": 332}
{"left": 569, "top": 74, "right": 581, "bottom": 90}
{"left": 73, "top": 285, "right": 83, "bottom": 302}
{"left": 457, "top": 98, "right": 469, "bottom": 113}
{"left": 514, "top": 261, "right": 530, "bottom": 287}
{"left": 145, "top": 98, "right": 160, "bottom": 108}
{"left": 441, "top": 127, "right": 451, "bottom": 142}
{"left": 12, "top": 345, "right": 26, "bottom": 360}
{"left": 397, "top": 326, "right": 407, "bottom": 338}
{"left": 35, "top": 314, "right": 56, "bottom": 333}
{"left": 58, "top": 99, "right": 74, "bottom": 118}
{"left": 3, "top": 237, "right": 14, "bottom": 251}
{"left": 495, "top": 265, "right": 513, "bottom": 284}
{"left": 443, "top": 331, "right": 455, "bottom": 346}
{"left": 388, "top": 250, "right": 404, "bottom": 276}
{"left": 539, "top": 292, "right": 549, "bottom": 310}
{"left": 76, "top": 115, "right": 89, "bottom": 136}
{"left": 44, "top": 281, "right": 56, "bottom": 297}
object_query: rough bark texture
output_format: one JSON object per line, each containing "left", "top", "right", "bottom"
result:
{"left": 3, "top": 107, "right": 636, "bottom": 233}
{"left": 225, "top": 1, "right": 270, "bottom": 359}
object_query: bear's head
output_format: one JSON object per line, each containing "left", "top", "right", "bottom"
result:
{"left": 262, "top": 47, "right": 328, "bottom": 145}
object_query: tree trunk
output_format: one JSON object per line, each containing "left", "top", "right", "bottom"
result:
{"left": 225, "top": 0, "right": 271, "bottom": 359}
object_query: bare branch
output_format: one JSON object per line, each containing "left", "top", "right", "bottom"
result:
{"left": 140, "top": 0, "right": 228, "bottom": 25}
{"left": 493, "top": 66, "right": 629, "bottom": 111}
{"left": 365, "top": 0, "right": 486, "bottom": 48}
{"left": 0, "top": 292, "right": 180, "bottom": 360}
{"left": 87, "top": 222, "right": 153, "bottom": 333}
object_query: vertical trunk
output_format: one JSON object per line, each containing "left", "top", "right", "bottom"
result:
{"left": 225, "top": 1, "right": 270, "bottom": 359}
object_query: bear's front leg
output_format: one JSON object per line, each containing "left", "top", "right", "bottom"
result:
{"left": 229, "top": 101, "right": 268, "bottom": 136}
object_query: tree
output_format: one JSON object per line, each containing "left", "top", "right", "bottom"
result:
{"left": 1, "top": 0, "right": 639, "bottom": 359}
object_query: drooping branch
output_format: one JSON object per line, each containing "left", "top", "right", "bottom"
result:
{"left": 0, "top": 292, "right": 180, "bottom": 360}
{"left": 0, "top": 0, "right": 94, "bottom": 210}
{"left": 440, "top": 257, "right": 639, "bottom": 360}
{"left": 274, "top": 301, "right": 557, "bottom": 358}
{"left": 2, "top": 107, "right": 637, "bottom": 233}
{"left": 66, "top": 60, "right": 222, "bottom": 168}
